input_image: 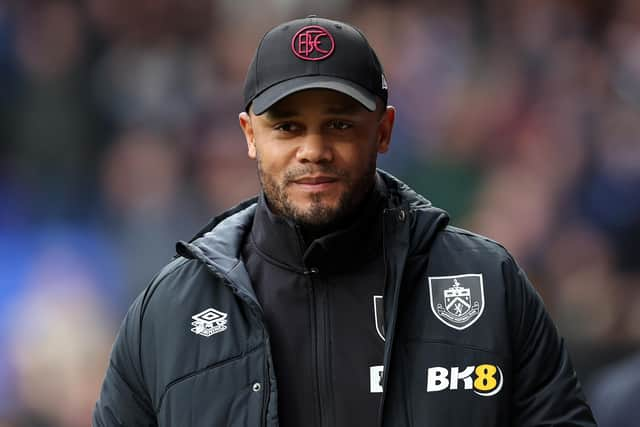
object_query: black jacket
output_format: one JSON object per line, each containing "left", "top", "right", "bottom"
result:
{"left": 241, "top": 183, "right": 388, "bottom": 427}
{"left": 93, "top": 171, "right": 596, "bottom": 426}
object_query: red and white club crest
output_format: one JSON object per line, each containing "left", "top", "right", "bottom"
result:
{"left": 291, "top": 25, "right": 335, "bottom": 61}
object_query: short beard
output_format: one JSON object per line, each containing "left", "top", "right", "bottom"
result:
{"left": 256, "top": 156, "right": 377, "bottom": 231}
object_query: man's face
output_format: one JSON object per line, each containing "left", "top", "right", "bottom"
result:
{"left": 239, "top": 89, "right": 395, "bottom": 228}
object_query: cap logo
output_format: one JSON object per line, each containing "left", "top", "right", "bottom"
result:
{"left": 291, "top": 25, "right": 335, "bottom": 61}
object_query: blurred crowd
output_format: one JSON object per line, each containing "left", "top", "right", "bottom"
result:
{"left": 0, "top": 0, "right": 639, "bottom": 425}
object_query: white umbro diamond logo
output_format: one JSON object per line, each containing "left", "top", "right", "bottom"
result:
{"left": 190, "top": 307, "right": 228, "bottom": 337}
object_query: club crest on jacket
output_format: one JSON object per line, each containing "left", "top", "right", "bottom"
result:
{"left": 428, "top": 274, "right": 485, "bottom": 330}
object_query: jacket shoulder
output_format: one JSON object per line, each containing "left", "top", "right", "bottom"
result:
{"left": 138, "top": 256, "right": 202, "bottom": 317}
{"left": 435, "top": 225, "right": 513, "bottom": 263}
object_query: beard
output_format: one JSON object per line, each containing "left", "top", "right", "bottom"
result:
{"left": 256, "top": 155, "right": 377, "bottom": 230}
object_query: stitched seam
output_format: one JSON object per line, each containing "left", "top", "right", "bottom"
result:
{"left": 138, "top": 257, "right": 191, "bottom": 390}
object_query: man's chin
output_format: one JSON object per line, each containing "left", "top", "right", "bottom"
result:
{"left": 290, "top": 203, "right": 340, "bottom": 227}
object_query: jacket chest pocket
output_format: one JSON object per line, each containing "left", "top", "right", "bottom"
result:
{"left": 398, "top": 340, "right": 511, "bottom": 427}
{"left": 156, "top": 348, "right": 268, "bottom": 427}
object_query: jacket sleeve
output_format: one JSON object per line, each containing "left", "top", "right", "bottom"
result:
{"left": 93, "top": 291, "right": 156, "bottom": 426}
{"left": 505, "top": 256, "right": 596, "bottom": 426}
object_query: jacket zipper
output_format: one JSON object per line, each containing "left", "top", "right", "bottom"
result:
{"left": 377, "top": 211, "right": 391, "bottom": 427}
{"left": 261, "top": 336, "right": 271, "bottom": 427}
{"left": 378, "top": 208, "right": 410, "bottom": 427}
{"left": 306, "top": 267, "right": 331, "bottom": 427}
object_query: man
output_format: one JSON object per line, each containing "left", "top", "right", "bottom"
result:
{"left": 93, "top": 16, "right": 596, "bottom": 427}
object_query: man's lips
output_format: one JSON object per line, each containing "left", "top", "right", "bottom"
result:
{"left": 291, "top": 175, "right": 339, "bottom": 191}
{"left": 293, "top": 176, "right": 338, "bottom": 185}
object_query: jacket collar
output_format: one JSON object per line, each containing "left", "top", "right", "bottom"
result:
{"left": 248, "top": 175, "right": 386, "bottom": 274}
{"left": 176, "top": 169, "right": 450, "bottom": 291}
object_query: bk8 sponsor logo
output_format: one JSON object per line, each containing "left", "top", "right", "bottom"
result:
{"left": 427, "top": 364, "right": 503, "bottom": 396}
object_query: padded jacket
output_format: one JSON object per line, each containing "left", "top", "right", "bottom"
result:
{"left": 93, "top": 171, "right": 596, "bottom": 426}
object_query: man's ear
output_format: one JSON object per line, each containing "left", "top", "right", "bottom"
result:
{"left": 376, "top": 105, "right": 395, "bottom": 154}
{"left": 238, "top": 112, "right": 256, "bottom": 159}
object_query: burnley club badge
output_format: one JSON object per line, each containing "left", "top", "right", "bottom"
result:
{"left": 428, "top": 274, "right": 485, "bottom": 330}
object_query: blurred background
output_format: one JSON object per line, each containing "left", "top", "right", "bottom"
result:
{"left": 0, "top": 0, "right": 639, "bottom": 425}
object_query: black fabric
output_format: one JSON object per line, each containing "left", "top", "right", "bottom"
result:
{"left": 242, "top": 182, "right": 386, "bottom": 427}
{"left": 93, "top": 170, "right": 597, "bottom": 427}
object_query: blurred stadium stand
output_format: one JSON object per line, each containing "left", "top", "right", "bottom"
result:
{"left": 0, "top": 0, "right": 639, "bottom": 425}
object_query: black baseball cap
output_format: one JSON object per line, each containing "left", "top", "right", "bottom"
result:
{"left": 243, "top": 16, "right": 388, "bottom": 115}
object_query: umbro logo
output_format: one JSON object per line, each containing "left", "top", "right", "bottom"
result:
{"left": 190, "top": 307, "right": 228, "bottom": 337}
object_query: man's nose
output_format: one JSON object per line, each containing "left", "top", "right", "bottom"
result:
{"left": 295, "top": 132, "right": 333, "bottom": 163}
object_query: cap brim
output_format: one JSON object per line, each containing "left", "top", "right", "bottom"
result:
{"left": 250, "top": 76, "right": 377, "bottom": 115}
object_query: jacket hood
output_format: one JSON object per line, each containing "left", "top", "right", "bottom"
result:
{"left": 176, "top": 169, "right": 449, "bottom": 276}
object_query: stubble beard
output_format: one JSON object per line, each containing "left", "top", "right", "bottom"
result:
{"left": 256, "top": 155, "right": 377, "bottom": 230}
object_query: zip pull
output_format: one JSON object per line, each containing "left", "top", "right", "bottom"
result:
{"left": 303, "top": 267, "right": 320, "bottom": 275}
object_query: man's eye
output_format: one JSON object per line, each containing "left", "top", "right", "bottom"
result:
{"left": 274, "top": 123, "right": 298, "bottom": 132}
{"left": 328, "top": 120, "right": 352, "bottom": 130}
